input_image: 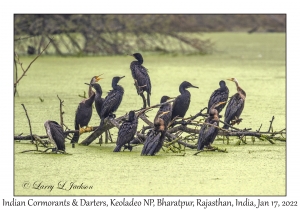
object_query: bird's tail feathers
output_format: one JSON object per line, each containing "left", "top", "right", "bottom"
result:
{"left": 147, "top": 92, "right": 150, "bottom": 107}
{"left": 113, "top": 145, "right": 122, "bottom": 152}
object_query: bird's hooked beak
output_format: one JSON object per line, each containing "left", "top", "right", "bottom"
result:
{"left": 120, "top": 76, "right": 125, "bottom": 79}
{"left": 190, "top": 84, "right": 199, "bottom": 89}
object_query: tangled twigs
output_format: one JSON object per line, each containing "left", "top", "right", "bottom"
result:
{"left": 14, "top": 37, "right": 54, "bottom": 96}
{"left": 33, "top": 134, "right": 49, "bottom": 148}
{"left": 186, "top": 107, "right": 208, "bottom": 122}
{"left": 15, "top": 94, "right": 285, "bottom": 152}
{"left": 80, "top": 99, "right": 175, "bottom": 146}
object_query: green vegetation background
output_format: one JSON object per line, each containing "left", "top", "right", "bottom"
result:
{"left": 14, "top": 32, "right": 285, "bottom": 195}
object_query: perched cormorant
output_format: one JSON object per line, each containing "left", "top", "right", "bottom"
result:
{"left": 197, "top": 101, "right": 226, "bottom": 151}
{"left": 207, "top": 80, "right": 229, "bottom": 114}
{"left": 90, "top": 82, "right": 104, "bottom": 122}
{"left": 141, "top": 97, "right": 173, "bottom": 156}
{"left": 100, "top": 76, "right": 125, "bottom": 127}
{"left": 113, "top": 111, "right": 138, "bottom": 152}
{"left": 71, "top": 76, "right": 101, "bottom": 144}
{"left": 223, "top": 78, "right": 246, "bottom": 129}
{"left": 129, "top": 53, "right": 151, "bottom": 108}
{"left": 171, "top": 81, "right": 199, "bottom": 122}
{"left": 44, "top": 120, "right": 65, "bottom": 152}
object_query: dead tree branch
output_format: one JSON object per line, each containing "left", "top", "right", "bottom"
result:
{"left": 21, "top": 104, "right": 37, "bottom": 150}
{"left": 268, "top": 116, "right": 275, "bottom": 132}
{"left": 57, "top": 95, "right": 64, "bottom": 127}
{"left": 14, "top": 37, "right": 53, "bottom": 96}
{"left": 80, "top": 117, "right": 122, "bottom": 145}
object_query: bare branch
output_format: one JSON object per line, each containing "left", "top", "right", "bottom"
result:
{"left": 268, "top": 116, "right": 275, "bottom": 132}
{"left": 21, "top": 104, "right": 36, "bottom": 149}
{"left": 57, "top": 95, "right": 64, "bottom": 127}
{"left": 14, "top": 37, "right": 53, "bottom": 95}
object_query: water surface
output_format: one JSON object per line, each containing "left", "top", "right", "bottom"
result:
{"left": 14, "top": 32, "right": 286, "bottom": 195}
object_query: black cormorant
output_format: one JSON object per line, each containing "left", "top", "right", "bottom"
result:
{"left": 90, "top": 82, "right": 104, "bottom": 122}
{"left": 113, "top": 111, "right": 138, "bottom": 152}
{"left": 171, "top": 81, "right": 199, "bottom": 122}
{"left": 207, "top": 80, "right": 229, "bottom": 114}
{"left": 100, "top": 76, "right": 125, "bottom": 127}
{"left": 44, "top": 120, "right": 65, "bottom": 152}
{"left": 223, "top": 78, "right": 246, "bottom": 129}
{"left": 130, "top": 53, "right": 151, "bottom": 108}
{"left": 197, "top": 101, "right": 226, "bottom": 151}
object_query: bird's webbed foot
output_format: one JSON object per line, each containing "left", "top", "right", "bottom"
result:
{"left": 181, "top": 119, "right": 188, "bottom": 126}
{"left": 52, "top": 148, "right": 58, "bottom": 153}
{"left": 206, "top": 144, "right": 214, "bottom": 150}
{"left": 230, "top": 117, "right": 243, "bottom": 126}
{"left": 123, "top": 144, "right": 133, "bottom": 152}
{"left": 79, "top": 125, "right": 94, "bottom": 135}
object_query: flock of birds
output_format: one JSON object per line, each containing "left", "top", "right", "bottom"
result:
{"left": 44, "top": 53, "right": 246, "bottom": 156}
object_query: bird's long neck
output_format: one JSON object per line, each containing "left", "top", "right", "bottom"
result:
{"left": 112, "top": 83, "right": 124, "bottom": 93}
{"left": 88, "top": 85, "right": 94, "bottom": 98}
{"left": 85, "top": 92, "right": 95, "bottom": 106}
{"left": 112, "top": 81, "right": 119, "bottom": 90}
{"left": 179, "top": 86, "right": 190, "bottom": 95}
{"left": 220, "top": 84, "right": 227, "bottom": 91}
{"left": 94, "top": 84, "right": 102, "bottom": 97}
{"left": 128, "top": 114, "right": 136, "bottom": 122}
{"left": 234, "top": 80, "right": 246, "bottom": 98}
{"left": 136, "top": 57, "right": 143, "bottom": 65}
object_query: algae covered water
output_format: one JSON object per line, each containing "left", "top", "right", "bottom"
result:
{"left": 14, "top": 32, "right": 286, "bottom": 195}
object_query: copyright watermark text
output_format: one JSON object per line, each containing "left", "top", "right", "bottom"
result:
{"left": 21, "top": 181, "right": 93, "bottom": 192}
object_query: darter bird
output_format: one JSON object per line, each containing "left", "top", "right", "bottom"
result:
{"left": 197, "top": 101, "right": 226, "bottom": 151}
{"left": 88, "top": 75, "right": 102, "bottom": 97}
{"left": 44, "top": 120, "right": 66, "bottom": 152}
{"left": 223, "top": 78, "right": 246, "bottom": 129}
{"left": 153, "top": 95, "right": 173, "bottom": 134}
{"left": 70, "top": 75, "right": 102, "bottom": 143}
{"left": 141, "top": 96, "right": 173, "bottom": 156}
